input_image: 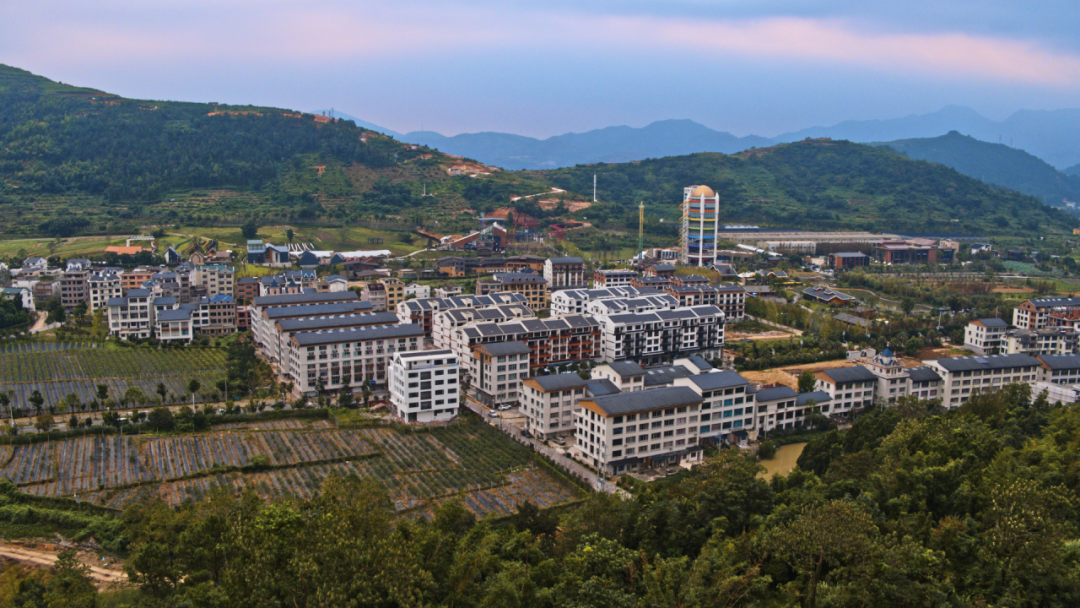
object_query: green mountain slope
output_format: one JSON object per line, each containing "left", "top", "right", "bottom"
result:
{"left": 875, "top": 131, "right": 1080, "bottom": 205}
{"left": 0, "top": 64, "right": 1073, "bottom": 242}
{"left": 530, "top": 139, "right": 1075, "bottom": 237}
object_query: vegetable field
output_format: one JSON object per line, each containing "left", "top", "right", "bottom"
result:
{"left": 7, "top": 422, "right": 581, "bottom": 518}
{"left": 0, "top": 343, "right": 226, "bottom": 407}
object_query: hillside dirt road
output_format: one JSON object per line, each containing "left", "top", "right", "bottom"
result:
{"left": 0, "top": 541, "right": 128, "bottom": 589}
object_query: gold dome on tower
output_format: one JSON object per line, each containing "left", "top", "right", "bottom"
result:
{"left": 690, "top": 185, "right": 714, "bottom": 198}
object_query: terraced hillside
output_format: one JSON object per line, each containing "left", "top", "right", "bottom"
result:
{"left": 0, "top": 419, "right": 581, "bottom": 519}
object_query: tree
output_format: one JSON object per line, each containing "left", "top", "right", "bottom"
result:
{"left": 96, "top": 384, "right": 109, "bottom": 403}
{"left": 156, "top": 382, "right": 168, "bottom": 404}
{"left": 124, "top": 386, "right": 148, "bottom": 408}
{"left": 61, "top": 392, "right": 81, "bottom": 414}
{"left": 338, "top": 378, "right": 355, "bottom": 409}
{"left": 188, "top": 379, "right": 201, "bottom": 405}
{"left": 797, "top": 370, "right": 817, "bottom": 394}
{"left": 241, "top": 220, "right": 259, "bottom": 239}
{"left": 900, "top": 297, "right": 916, "bottom": 316}
{"left": 148, "top": 407, "right": 175, "bottom": 431}
{"left": 29, "top": 390, "right": 44, "bottom": 415}
{"left": 285, "top": 227, "right": 294, "bottom": 244}
{"left": 34, "top": 414, "right": 55, "bottom": 433}
{"left": 44, "top": 548, "right": 99, "bottom": 608}
{"left": 769, "top": 501, "right": 878, "bottom": 608}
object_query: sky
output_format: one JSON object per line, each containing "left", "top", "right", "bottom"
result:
{"left": 4, "top": 1, "right": 1080, "bottom": 138}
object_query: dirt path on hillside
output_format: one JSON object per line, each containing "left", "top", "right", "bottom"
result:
{"left": 0, "top": 541, "right": 128, "bottom": 588}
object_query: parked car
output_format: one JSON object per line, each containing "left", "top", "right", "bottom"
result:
{"left": 497, "top": 404, "right": 512, "bottom": 411}
{"left": 521, "top": 429, "right": 532, "bottom": 438}
{"left": 553, "top": 436, "right": 566, "bottom": 446}
{"left": 488, "top": 410, "right": 499, "bottom": 418}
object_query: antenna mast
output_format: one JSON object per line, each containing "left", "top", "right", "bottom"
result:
{"left": 638, "top": 201, "right": 645, "bottom": 261}
{"left": 593, "top": 174, "right": 597, "bottom": 203}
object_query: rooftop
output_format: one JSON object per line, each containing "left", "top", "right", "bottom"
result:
{"left": 585, "top": 386, "right": 701, "bottom": 416}
{"left": 603, "top": 360, "right": 646, "bottom": 377}
{"left": 525, "top": 373, "right": 588, "bottom": 393}
{"left": 931, "top": 353, "right": 1041, "bottom": 372}
{"left": 292, "top": 323, "right": 425, "bottom": 347}
{"left": 797, "top": 390, "right": 832, "bottom": 406}
{"left": 975, "top": 318, "right": 1008, "bottom": 328}
{"left": 686, "top": 370, "right": 750, "bottom": 391}
{"left": 474, "top": 341, "right": 532, "bottom": 357}
{"left": 754, "top": 386, "right": 799, "bottom": 402}
{"left": 252, "top": 291, "right": 358, "bottom": 307}
{"left": 818, "top": 366, "right": 878, "bottom": 384}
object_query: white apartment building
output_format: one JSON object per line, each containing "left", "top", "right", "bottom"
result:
{"left": 389, "top": 349, "right": 460, "bottom": 423}
{"left": 450, "top": 315, "right": 602, "bottom": 380}
{"left": 270, "top": 311, "right": 399, "bottom": 374}
{"left": 87, "top": 269, "right": 123, "bottom": 312}
{"left": 520, "top": 373, "right": 588, "bottom": 440}
{"left": 591, "top": 361, "right": 646, "bottom": 392}
{"left": 404, "top": 283, "right": 430, "bottom": 299}
{"left": 195, "top": 264, "right": 235, "bottom": 298}
{"left": 156, "top": 308, "right": 194, "bottom": 343}
{"left": 1002, "top": 328, "right": 1080, "bottom": 356}
{"left": 286, "top": 323, "right": 426, "bottom": 395}
{"left": 251, "top": 291, "right": 362, "bottom": 353}
{"left": 596, "top": 305, "right": 725, "bottom": 365}
{"left": 753, "top": 386, "right": 802, "bottom": 433}
{"left": 1035, "top": 354, "right": 1080, "bottom": 387}
{"left": 584, "top": 294, "right": 679, "bottom": 316}
{"left": 681, "top": 185, "right": 721, "bottom": 267}
{"left": 593, "top": 269, "right": 638, "bottom": 288}
{"left": 551, "top": 286, "right": 665, "bottom": 316}
{"left": 672, "top": 371, "right": 756, "bottom": 444}
{"left": 432, "top": 304, "right": 535, "bottom": 352}
{"left": 813, "top": 366, "right": 878, "bottom": 416}
{"left": 575, "top": 386, "right": 705, "bottom": 475}
{"left": 471, "top": 341, "right": 532, "bottom": 407}
{"left": 964, "top": 318, "right": 1008, "bottom": 355}
{"left": 924, "top": 354, "right": 1041, "bottom": 408}
{"left": 1013, "top": 297, "right": 1080, "bottom": 331}
{"left": 106, "top": 288, "right": 154, "bottom": 339}
{"left": 397, "top": 292, "right": 529, "bottom": 336}
{"left": 543, "top": 257, "right": 586, "bottom": 290}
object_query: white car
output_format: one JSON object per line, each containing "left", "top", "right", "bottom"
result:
{"left": 488, "top": 410, "right": 500, "bottom": 418}
{"left": 497, "top": 404, "right": 512, "bottom": 411}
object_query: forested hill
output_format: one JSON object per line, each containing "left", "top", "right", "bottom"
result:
{"left": 530, "top": 139, "right": 1076, "bottom": 237}
{"left": 876, "top": 131, "right": 1080, "bottom": 206}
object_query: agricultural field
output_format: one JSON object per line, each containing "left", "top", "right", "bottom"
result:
{"left": 4, "top": 421, "right": 581, "bottom": 519}
{"left": 0, "top": 343, "right": 226, "bottom": 407}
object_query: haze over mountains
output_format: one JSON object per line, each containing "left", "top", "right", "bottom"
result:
{"left": 334, "top": 106, "right": 1080, "bottom": 176}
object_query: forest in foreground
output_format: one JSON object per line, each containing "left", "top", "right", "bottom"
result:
{"left": 2, "top": 383, "right": 1079, "bottom": 607}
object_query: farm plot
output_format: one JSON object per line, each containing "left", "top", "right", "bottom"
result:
{"left": 10, "top": 422, "right": 583, "bottom": 518}
{"left": 0, "top": 347, "right": 226, "bottom": 407}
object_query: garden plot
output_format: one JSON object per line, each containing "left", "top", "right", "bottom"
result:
{"left": 8, "top": 423, "right": 583, "bottom": 518}
{"left": 0, "top": 347, "right": 226, "bottom": 408}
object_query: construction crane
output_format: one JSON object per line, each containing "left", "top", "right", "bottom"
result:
{"left": 638, "top": 201, "right": 645, "bottom": 261}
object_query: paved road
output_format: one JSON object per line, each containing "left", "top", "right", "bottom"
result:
{"left": 463, "top": 397, "right": 624, "bottom": 495}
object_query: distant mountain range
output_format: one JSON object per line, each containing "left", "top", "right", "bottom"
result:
{"left": 874, "top": 131, "right": 1080, "bottom": 206}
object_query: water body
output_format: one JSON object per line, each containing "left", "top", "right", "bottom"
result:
{"left": 758, "top": 442, "right": 807, "bottom": 480}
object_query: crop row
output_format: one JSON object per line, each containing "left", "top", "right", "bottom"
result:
{"left": 0, "top": 348, "right": 225, "bottom": 384}
{"left": 0, "top": 342, "right": 98, "bottom": 354}
{"left": 214, "top": 419, "right": 310, "bottom": 431}
{"left": 3, "top": 376, "right": 225, "bottom": 410}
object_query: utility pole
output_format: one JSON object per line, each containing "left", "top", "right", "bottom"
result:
{"left": 638, "top": 202, "right": 645, "bottom": 261}
{"left": 593, "top": 174, "right": 597, "bottom": 203}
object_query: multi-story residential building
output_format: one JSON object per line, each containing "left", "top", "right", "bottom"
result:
{"left": 269, "top": 312, "right": 400, "bottom": 375}
{"left": 236, "top": 305, "right": 251, "bottom": 331}
{"left": 575, "top": 386, "right": 705, "bottom": 474}
{"left": 923, "top": 354, "right": 1041, "bottom": 408}
{"left": 397, "top": 293, "right": 529, "bottom": 336}
{"left": 405, "top": 283, "right": 430, "bottom": 299}
{"left": 59, "top": 259, "right": 92, "bottom": 310}
{"left": 389, "top": 349, "right": 460, "bottom": 423}
{"left": 584, "top": 294, "right": 679, "bottom": 316}
{"left": 195, "top": 265, "right": 234, "bottom": 298}
{"left": 1035, "top": 354, "right": 1080, "bottom": 386}
{"left": 907, "top": 367, "right": 944, "bottom": 400}
{"left": 813, "top": 366, "right": 878, "bottom": 416}
{"left": 433, "top": 304, "right": 535, "bottom": 352}
{"left": 1, "top": 287, "right": 34, "bottom": 311}
{"left": 286, "top": 323, "right": 426, "bottom": 395}
{"left": 672, "top": 371, "right": 756, "bottom": 444}
{"left": 550, "top": 286, "right": 664, "bottom": 316}
{"left": 21, "top": 257, "right": 47, "bottom": 274}
{"left": 715, "top": 285, "right": 746, "bottom": 323}
{"left": 476, "top": 272, "right": 549, "bottom": 311}
{"left": 520, "top": 373, "right": 589, "bottom": 440}
{"left": 451, "top": 315, "right": 601, "bottom": 379}
{"left": 631, "top": 276, "right": 673, "bottom": 290}
{"left": 32, "top": 277, "right": 59, "bottom": 304}
{"left": 472, "top": 341, "right": 531, "bottom": 407}
{"left": 435, "top": 255, "right": 544, "bottom": 278}
{"left": 361, "top": 281, "right": 387, "bottom": 311}
{"left": 120, "top": 267, "right": 156, "bottom": 292}
{"left": 436, "top": 285, "right": 463, "bottom": 298}
{"left": 1012, "top": 297, "right": 1080, "bottom": 330}
{"left": 87, "top": 269, "right": 123, "bottom": 312}
{"left": 664, "top": 284, "right": 720, "bottom": 307}
{"left": 827, "top": 252, "right": 870, "bottom": 269}
{"left": 543, "top": 257, "right": 586, "bottom": 290}
{"left": 235, "top": 277, "right": 260, "bottom": 302}
{"left": 680, "top": 185, "right": 719, "bottom": 267}
{"left": 596, "top": 305, "right": 725, "bottom": 365}
{"left": 380, "top": 278, "right": 405, "bottom": 312}
{"left": 155, "top": 308, "right": 193, "bottom": 343}
{"left": 641, "top": 263, "right": 677, "bottom": 278}
{"left": 594, "top": 269, "right": 638, "bottom": 288}
{"left": 1003, "top": 328, "right": 1080, "bottom": 356}
{"left": 106, "top": 288, "right": 154, "bottom": 339}
{"left": 190, "top": 295, "right": 237, "bottom": 336}
{"left": 965, "top": 318, "right": 1008, "bottom": 355}
{"left": 753, "top": 386, "right": 802, "bottom": 433}
{"left": 592, "top": 361, "right": 647, "bottom": 392}
{"left": 259, "top": 270, "right": 317, "bottom": 296}
{"left": 250, "top": 291, "right": 362, "bottom": 353}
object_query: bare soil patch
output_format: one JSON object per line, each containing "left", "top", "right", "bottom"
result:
{"left": 0, "top": 540, "right": 128, "bottom": 590}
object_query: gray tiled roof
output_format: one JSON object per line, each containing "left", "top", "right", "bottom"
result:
{"left": 975, "top": 318, "right": 1008, "bottom": 328}
{"left": 754, "top": 386, "right": 799, "bottom": 402}
{"left": 528, "top": 373, "right": 588, "bottom": 392}
{"left": 157, "top": 309, "right": 192, "bottom": 322}
{"left": 933, "top": 354, "right": 1040, "bottom": 372}
{"left": 264, "top": 302, "right": 372, "bottom": 319}
{"left": 548, "top": 257, "right": 583, "bottom": 264}
{"left": 475, "top": 341, "right": 532, "bottom": 356}
{"left": 585, "top": 379, "right": 621, "bottom": 397}
{"left": 604, "top": 360, "right": 646, "bottom": 377}
{"left": 687, "top": 370, "right": 750, "bottom": 391}
{"left": 291, "top": 323, "right": 424, "bottom": 346}
{"left": 252, "top": 291, "right": 358, "bottom": 307}
{"left": 642, "top": 366, "right": 692, "bottom": 387}
{"left": 818, "top": 366, "right": 878, "bottom": 384}
{"left": 276, "top": 312, "right": 399, "bottom": 332}
{"left": 1036, "top": 354, "right": 1080, "bottom": 370}
{"left": 796, "top": 391, "right": 831, "bottom": 406}
{"left": 906, "top": 367, "right": 942, "bottom": 382}
{"left": 587, "top": 386, "right": 701, "bottom": 416}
